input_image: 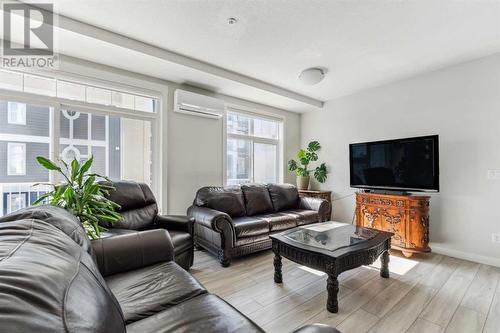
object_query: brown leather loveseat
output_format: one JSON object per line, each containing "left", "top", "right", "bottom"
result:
{"left": 188, "top": 183, "right": 330, "bottom": 266}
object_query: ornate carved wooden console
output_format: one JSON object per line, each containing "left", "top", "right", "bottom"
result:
{"left": 355, "top": 192, "right": 431, "bottom": 257}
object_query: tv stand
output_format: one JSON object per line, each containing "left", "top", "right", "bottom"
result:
{"left": 355, "top": 192, "right": 431, "bottom": 257}
{"left": 364, "top": 189, "right": 409, "bottom": 196}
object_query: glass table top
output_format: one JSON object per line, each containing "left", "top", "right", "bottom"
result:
{"left": 284, "top": 222, "right": 380, "bottom": 252}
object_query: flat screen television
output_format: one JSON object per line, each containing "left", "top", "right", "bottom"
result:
{"left": 349, "top": 135, "right": 439, "bottom": 192}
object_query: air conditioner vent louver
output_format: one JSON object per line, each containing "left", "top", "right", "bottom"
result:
{"left": 174, "top": 89, "right": 224, "bottom": 119}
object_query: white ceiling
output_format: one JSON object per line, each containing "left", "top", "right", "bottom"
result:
{"left": 25, "top": 0, "right": 500, "bottom": 112}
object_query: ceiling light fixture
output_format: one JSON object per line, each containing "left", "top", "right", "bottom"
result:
{"left": 227, "top": 17, "right": 238, "bottom": 25}
{"left": 299, "top": 67, "right": 326, "bottom": 85}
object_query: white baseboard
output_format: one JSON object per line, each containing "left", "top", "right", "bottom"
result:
{"left": 429, "top": 242, "right": 500, "bottom": 267}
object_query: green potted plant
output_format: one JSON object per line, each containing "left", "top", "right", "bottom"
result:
{"left": 287, "top": 141, "right": 328, "bottom": 190}
{"left": 34, "top": 156, "right": 121, "bottom": 240}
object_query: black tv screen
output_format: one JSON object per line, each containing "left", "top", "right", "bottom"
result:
{"left": 349, "top": 135, "right": 439, "bottom": 192}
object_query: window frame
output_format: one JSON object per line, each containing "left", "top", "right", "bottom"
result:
{"left": 224, "top": 108, "right": 284, "bottom": 185}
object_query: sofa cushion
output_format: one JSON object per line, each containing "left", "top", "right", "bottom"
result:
{"left": 241, "top": 184, "right": 274, "bottom": 216}
{"left": 126, "top": 294, "right": 264, "bottom": 333}
{"left": 0, "top": 219, "right": 125, "bottom": 333}
{"left": 0, "top": 205, "right": 94, "bottom": 256}
{"left": 233, "top": 216, "right": 269, "bottom": 238}
{"left": 283, "top": 209, "right": 319, "bottom": 226}
{"left": 195, "top": 186, "right": 246, "bottom": 217}
{"left": 260, "top": 213, "right": 298, "bottom": 232}
{"left": 106, "top": 261, "right": 206, "bottom": 324}
{"left": 103, "top": 181, "right": 158, "bottom": 230}
{"left": 106, "top": 181, "right": 157, "bottom": 211}
{"left": 267, "top": 183, "right": 299, "bottom": 212}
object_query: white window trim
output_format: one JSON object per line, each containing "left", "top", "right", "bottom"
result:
{"left": 7, "top": 101, "right": 26, "bottom": 125}
{"left": 7, "top": 142, "right": 26, "bottom": 176}
{"left": 0, "top": 69, "right": 160, "bottom": 114}
{"left": 224, "top": 108, "right": 284, "bottom": 185}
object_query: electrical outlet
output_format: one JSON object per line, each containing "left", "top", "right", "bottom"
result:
{"left": 487, "top": 170, "right": 500, "bottom": 180}
{"left": 492, "top": 233, "right": 500, "bottom": 243}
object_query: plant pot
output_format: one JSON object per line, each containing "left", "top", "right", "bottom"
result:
{"left": 296, "top": 176, "right": 310, "bottom": 190}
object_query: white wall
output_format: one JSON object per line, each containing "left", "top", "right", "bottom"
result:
{"left": 166, "top": 85, "right": 301, "bottom": 214}
{"left": 301, "top": 53, "right": 500, "bottom": 266}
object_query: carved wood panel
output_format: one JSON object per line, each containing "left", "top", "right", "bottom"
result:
{"left": 355, "top": 192, "right": 431, "bottom": 256}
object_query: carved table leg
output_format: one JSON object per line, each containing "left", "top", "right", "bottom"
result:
{"left": 326, "top": 275, "right": 339, "bottom": 313}
{"left": 380, "top": 250, "right": 390, "bottom": 278}
{"left": 273, "top": 252, "right": 283, "bottom": 283}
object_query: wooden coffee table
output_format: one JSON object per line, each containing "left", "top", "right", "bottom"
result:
{"left": 270, "top": 221, "right": 393, "bottom": 313}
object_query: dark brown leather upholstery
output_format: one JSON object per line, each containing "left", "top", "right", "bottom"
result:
{"left": 106, "top": 261, "right": 207, "bottom": 324}
{"left": 261, "top": 212, "right": 298, "bottom": 232}
{"left": 126, "top": 294, "right": 264, "bottom": 333}
{"left": 0, "top": 204, "right": 94, "bottom": 256}
{"left": 267, "top": 183, "right": 300, "bottom": 212}
{"left": 189, "top": 183, "right": 330, "bottom": 267}
{"left": 242, "top": 184, "right": 275, "bottom": 216}
{"left": 92, "top": 229, "right": 175, "bottom": 277}
{"left": 194, "top": 185, "right": 246, "bottom": 217}
{"left": 102, "top": 181, "right": 158, "bottom": 230}
{"left": 0, "top": 206, "right": 336, "bottom": 333}
{"left": 284, "top": 209, "right": 321, "bottom": 225}
{"left": 101, "top": 181, "right": 194, "bottom": 270}
{"left": 0, "top": 216, "right": 125, "bottom": 333}
{"left": 233, "top": 216, "right": 270, "bottom": 237}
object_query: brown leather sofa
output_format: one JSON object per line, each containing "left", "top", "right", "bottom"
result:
{"left": 0, "top": 206, "right": 339, "bottom": 333}
{"left": 100, "top": 180, "right": 194, "bottom": 270}
{"left": 188, "top": 183, "right": 330, "bottom": 266}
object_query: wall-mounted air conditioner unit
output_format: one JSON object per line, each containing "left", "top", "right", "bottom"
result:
{"left": 174, "top": 89, "right": 224, "bottom": 119}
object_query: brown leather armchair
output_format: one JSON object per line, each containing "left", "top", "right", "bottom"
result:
{"left": 188, "top": 183, "right": 330, "bottom": 267}
{"left": 100, "top": 180, "right": 194, "bottom": 270}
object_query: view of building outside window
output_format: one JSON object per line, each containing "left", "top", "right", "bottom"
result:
{"left": 226, "top": 111, "right": 282, "bottom": 185}
{"left": 0, "top": 100, "right": 153, "bottom": 216}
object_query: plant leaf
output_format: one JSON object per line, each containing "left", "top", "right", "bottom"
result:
{"left": 80, "top": 156, "right": 93, "bottom": 175}
{"left": 36, "top": 156, "right": 60, "bottom": 171}
{"left": 33, "top": 193, "right": 51, "bottom": 205}
{"left": 307, "top": 141, "right": 321, "bottom": 152}
{"left": 70, "top": 158, "right": 80, "bottom": 180}
{"left": 314, "top": 163, "right": 328, "bottom": 183}
{"left": 287, "top": 160, "right": 298, "bottom": 171}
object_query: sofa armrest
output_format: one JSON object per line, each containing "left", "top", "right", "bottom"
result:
{"left": 92, "top": 229, "right": 174, "bottom": 277}
{"left": 187, "top": 206, "right": 234, "bottom": 232}
{"left": 299, "top": 197, "right": 330, "bottom": 221}
{"left": 155, "top": 214, "right": 194, "bottom": 235}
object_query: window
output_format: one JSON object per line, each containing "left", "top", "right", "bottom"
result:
{"left": 226, "top": 111, "right": 282, "bottom": 185}
{"left": 7, "top": 143, "right": 26, "bottom": 176}
{"left": 6, "top": 193, "right": 26, "bottom": 214}
{"left": 0, "top": 69, "right": 159, "bottom": 113}
{"left": 0, "top": 67, "right": 161, "bottom": 217}
{"left": 7, "top": 102, "right": 26, "bottom": 125}
{"left": 59, "top": 109, "right": 152, "bottom": 185}
{"left": 0, "top": 97, "right": 157, "bottom": 216}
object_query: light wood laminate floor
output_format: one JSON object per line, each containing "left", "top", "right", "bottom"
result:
{"left": 191, "top": 249, "right": 500, "bottom": 333}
